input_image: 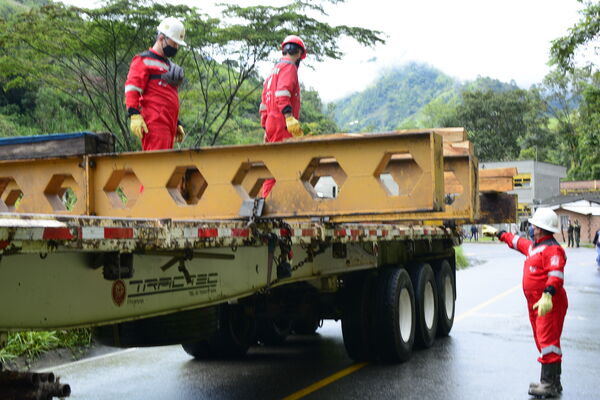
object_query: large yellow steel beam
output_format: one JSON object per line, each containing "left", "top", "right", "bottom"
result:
{"left": 0, "top": 132, "right": 452, "bottom": 221}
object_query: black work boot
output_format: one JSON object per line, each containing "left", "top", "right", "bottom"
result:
{"left": 529, "top": 362, "right": 562, "bottom": 398}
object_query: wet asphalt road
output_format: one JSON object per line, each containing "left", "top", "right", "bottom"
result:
{"left": 43, "top": 243, "right": 600, "bottom": 399}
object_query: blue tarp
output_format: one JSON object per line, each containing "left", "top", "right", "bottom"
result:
{"left": 0, "top": 132, "right": 95, "bottom": 145}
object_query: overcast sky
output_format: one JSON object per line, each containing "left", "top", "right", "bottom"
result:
{"left": 66, "top": 0, "right": 590, "bottom": 102}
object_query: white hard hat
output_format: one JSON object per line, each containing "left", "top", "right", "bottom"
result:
{"left": 528, "top": 207, "right": 559, "bottom": 233}
{"left": 157, "top": 17, "right": 187, "bottom": 46}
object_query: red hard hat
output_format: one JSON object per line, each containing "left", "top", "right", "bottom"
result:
{"left": 281, "top": 35, "right": 306, "bottom": 59}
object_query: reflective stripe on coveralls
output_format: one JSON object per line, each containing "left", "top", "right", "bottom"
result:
{"left": 541, "top": 345, "right": 562, "bottom": 357}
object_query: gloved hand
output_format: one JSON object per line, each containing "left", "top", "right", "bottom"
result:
{"left": 175, "top": 125, "right": 185, "bottom": 143}
{"left": 496, "top": 230, "right": 506, "bottom": 240}
{"left": 130, "top": 114, "right": 148, "bottom": 140}
{"left": 533, "top": 292, "right": 553, "bottom": 317}
{"left": 285, "top": 115, "right": 304, "bottom": 137}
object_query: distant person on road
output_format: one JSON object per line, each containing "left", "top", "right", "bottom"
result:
{"left": 496, "top": 208, "right": 567, "bottom": 398}
{"left": 573, "top": 220, "right": 580, "bottom": 248}
{"left": 259, "top": 35, "right": 306, "bottom": 197}
{"left": 529, "top": 223, "right": 535, "bottom": 241}
{"left": 470, "top": 225, "right": 478, "bottom": 241}
{"left": 593, "top": 228, "right": 600, "bottom": 270}
{"left": 567, "top": 221, "right": 574, "bottom": 247}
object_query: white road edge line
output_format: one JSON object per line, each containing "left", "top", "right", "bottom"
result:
{"left": 37, "top": 348, "right": 138, "bottom": 372}
{"left": 455, "top": 284, "right": 521, "bottom": 323}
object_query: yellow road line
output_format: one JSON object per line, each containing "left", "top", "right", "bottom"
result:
{"left": 282, "top": 362, "right": 368, "bottom": 400}
{"left": 455, "top": 284, "right": 521, "bottom": 322}
{"left": 283, "top": 284, "right": 521, "bottom": 400}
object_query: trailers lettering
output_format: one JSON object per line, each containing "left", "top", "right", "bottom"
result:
{"left": 127, "top": 273, "right": 218, "bottom": 299}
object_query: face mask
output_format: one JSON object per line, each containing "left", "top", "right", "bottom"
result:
{"left": 163, "top": 39, "right": 178, "bottom": 58}
{"left": 295, "top": 59, "right": 301, "bottom": 67}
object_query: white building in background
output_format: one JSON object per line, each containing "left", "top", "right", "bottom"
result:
{"left": 479, "top": 160, "right": 567, "bottom": 220}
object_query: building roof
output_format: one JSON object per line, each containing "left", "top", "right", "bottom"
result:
{"left": 538, "top": 194, "right": 600, "bottom": 207}
{"left": 540, "top": 196, "right": 600, "bottom": 216}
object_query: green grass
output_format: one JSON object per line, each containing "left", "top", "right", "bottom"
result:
{"left": 455, "top": 246, "right": 469, "bottom": 269}
{"left": 0, "top": 329, "right": 92, "bottom": 363}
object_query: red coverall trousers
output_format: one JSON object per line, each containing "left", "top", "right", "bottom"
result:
{"left": 500, "top": 232, "right": 568, "bottom": 364}
{"left": 259, "top": 59, "right": 301, "bottom": 197}
{"left": 125, "top": 49, "right": 179, "bottom": 150}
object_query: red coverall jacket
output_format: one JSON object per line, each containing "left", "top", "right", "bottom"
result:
{"left": 500, "top": 232, "right": 568, "bottom": 364}
{"left": 125, "top": 49, "right": 179, "bottom": 150}
{"left": 259, "top": 59, "right": 301, "bottom": 197}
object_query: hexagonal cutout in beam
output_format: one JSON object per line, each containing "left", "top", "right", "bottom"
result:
{"left": 231, "top": 161, "right": 274, "bottom": 200}
{"left": 0, "top": 177, "right": 23, "bottom": 212}
{"left": 103, "top": 169, "right": 141, "bottom": 209}
{"left": 374, "top": 152, "right": 423, "bottom": 196}
{"left": 301, "top": 157, "right": 347, "bottom": 199}
{"left": 44, "top": 174, "right": 79, "bottom": 212}
{"left": 166, "top": 166, "right": 208, "bottom": 206}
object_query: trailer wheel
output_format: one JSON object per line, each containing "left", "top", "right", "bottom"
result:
{"left": 435, "top": 259, "right": 455, "bottom": 337}
{"left": 256, "top": 318, "right": 292, "bottom": 345}
{"left": 410, "top": 263, "right": 438, "bottom": 348}
{"left": 373, "top": 267, "right": 415, "bottom": 362}
{"left": 341, "top": 272, "right": 376, "bottom": 361}
{"left": 182, "top": 303, "right": 255, "bottom": 359}
{"left": 291, "top": 317, "right": 320, "bottom": 335}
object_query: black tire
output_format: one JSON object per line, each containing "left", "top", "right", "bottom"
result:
{"left": 94, "top": 307, "right": 217, "bottom": 347}
{"left": 291, "top": 317, "right": 320, "bottom": 335}
{"left": 182, "top": 303, "right": 256, "bottom": 359}
{"left": 435, "top": 259, "right": 455, "bottom": 337}
{"left": 373, "top": 267, "right": 415, "bottom": 362}
{"left": 410, "top": 263, "right": 438, "bottom": 348}
{"left": 341, "top": 273, "right": 377, "bottom": 361}
{"left": 256, "top": 318, "right": 292, "bottom": 345}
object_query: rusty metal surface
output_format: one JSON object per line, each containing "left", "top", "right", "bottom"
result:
{"left": 0, "top": 370, "right": 70, "bottom": 399}
{"left": 0, "top": 132, "right": 453, "bottom": 221}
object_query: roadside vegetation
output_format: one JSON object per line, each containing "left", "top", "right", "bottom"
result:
{"left": 0, "top": 329, "right": 92, "bottom": 364}
{"left": 455, "top": 246, "right": 469, "bottom": 269}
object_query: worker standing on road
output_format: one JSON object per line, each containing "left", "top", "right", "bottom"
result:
{"left": 573, "top": 220, "right": 580, "bottom": 248}
{"left": 567, "top": 221, "right": 574, "bottom": 247}
{"left": 497, "top": 208, "right": 567, "bottom": 398}
{"left": 259, "top": 35, "right": 306, "bottom": 197}
{"left": 125, "top": 17, "right": 186, "bottom": 150}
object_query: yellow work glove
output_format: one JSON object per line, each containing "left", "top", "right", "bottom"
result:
{"left": 130, "top": 114, "right": 148, "bottom": 140}
{"left": 175, "top": 125, "right": 185, "bottom": 143}
{"left": 533, "top": 292, "right": 553, "bottom": 317}
{"left": 285, "top": 115, "right": 304, "bottom": 137}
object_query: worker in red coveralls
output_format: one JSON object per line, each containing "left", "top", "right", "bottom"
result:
{"left": 259, "top": 35, "right": 306, "bottom": 197}
{"left": 497, "top": 207, "right": 567, "bottom": 398}
{"left": 125, "top": 17, "right": 186, "bottom": 150}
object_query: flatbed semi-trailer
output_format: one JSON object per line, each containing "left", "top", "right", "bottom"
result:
{"left": 0, "top": 129, "right": 515, "bottom": 398}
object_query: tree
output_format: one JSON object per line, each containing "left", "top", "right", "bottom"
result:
{"left": 0, "top": 0, "right": 383, "bottom": 150}
{"left": 448, "top": 89, "right": 549, "bottom": 161}
{"left": 550, "top": 0, "right": 600, "bottom": 72}
{"left": 182, "top": 1, "right": 382, "bottom": 146}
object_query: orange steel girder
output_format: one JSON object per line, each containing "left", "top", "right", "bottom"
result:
{"left": 0, "top": 131, "right": 481, "bottom": 222}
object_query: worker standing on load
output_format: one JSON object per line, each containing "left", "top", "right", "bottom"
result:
{"left": 496, "top": 208, "right": 568, "bottom": 398}
{"left": 125, "top": 17, "right": 186, "bottom": 150}
{"left": 259, "top": 35, "right": 306, "bottom": 197}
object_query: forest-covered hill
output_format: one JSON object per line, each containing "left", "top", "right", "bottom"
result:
{"left": 0, "top": 0, "right": 47, "bottom": 17}
{"left": 331, "top": 62, "right": 517, "bottom": 132}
